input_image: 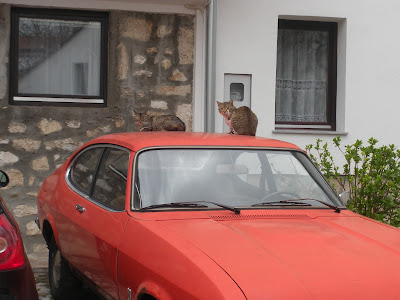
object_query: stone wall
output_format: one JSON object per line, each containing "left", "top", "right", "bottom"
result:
{"left": 109, "top": 11, "right": 194, "bottom": 131}
{"left": 0, "top": 6, "right": 194, "bottom": 266}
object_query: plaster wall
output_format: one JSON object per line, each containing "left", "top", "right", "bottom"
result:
{"left": 214, "top": 0, "right": 400, "bottom": 152}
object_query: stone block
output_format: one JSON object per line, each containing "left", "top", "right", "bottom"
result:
{"left": 121, "top": 87, "right": 134, "bottom": 99}
{"left": 178, "top": 27, "right": 194, "bottom": 65}
{"left": 38, "top": 118, "right": 62, "bottom": 135}
{"left": 13, "top": 205, "right": 37, "bottom": 218}
{"left": 100, "top": 125, "right": 112, "bottom": 133}
{"left": 115, "top": 117, "right": 126, "bottom": 128}
{"left": 86, "top": 129, "right": 100, "bottom": 138}
{"left": 117, "top": 42, "right": 128, "bottom": 80}
{"left": 162, "top": 59, "right": 171, "bottom": 70}
{"left": 44, "top": 138, "right": 83, "bottom": 152}
{"left": 150, "top": 100, "right": 168, "bottom": 110}
{"left": 66, "top": 120, "right": 81, "bottom": 129}
{"left": 157, "top": 25, "right": 172, "bottom": 38}
{"left": 32, "top": 157, "right": 50, "bottom": 171}
{"left": 156, "top": 84, "right": 192, "bottom": 96}
{"left": 26, "top": 221, "right": 41, "bottom": 236}
{"left": 13, "top": 139, "right": 41, "bottom": 152}
{"left": 169, "top": 69, "right": 187, "bottom": 82}
{"left": 134, "top": 54, "right": 147, "bottom": 64}
{"left": 8, "top": 122, "right": 26, "bottom": 133}
{"left": 134, "top": 70, "right": 153, "bottom": 77}
{"left": 28, "top": 176, "right": 35, "bottom": 186}
{"left": 147, "top": 47, "right": 158, "bottom": 54}
{"left": 0, "top": 152, "right": 18, "bottom": 167}
{"left": 2, "top": 169, "right": 23, "bottom": 188}
{"left": 137, "top": 91, "right": 146, "bottom": 98}
{"left": 120, "top": 17, "right": 152, "bottom": 41}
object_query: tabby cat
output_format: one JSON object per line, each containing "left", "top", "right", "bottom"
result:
{"left": 216, "top": 100, "right": 258, "bottom": 136}
{"left": 133, "top": 110, "right": 186, "bottom": 132}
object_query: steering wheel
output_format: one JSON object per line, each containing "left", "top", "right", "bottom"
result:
{"left": 260, "top": 191, "right": 300, "bottom": 202}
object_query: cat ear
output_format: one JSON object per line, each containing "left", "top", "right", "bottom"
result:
{"left": 216, "top": 101, "right": 221, "bottom": 105}
{"left": 229, "top": 99, "right": 233, "bottom": 105}
{"left": 132, "top": 110, "right": 138, "bottom": 116}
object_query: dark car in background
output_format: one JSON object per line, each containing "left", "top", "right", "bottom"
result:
{"left": 0, "top": 170, "right": 38, "bottom": 300}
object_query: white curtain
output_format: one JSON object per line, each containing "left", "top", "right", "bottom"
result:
{"left": 275, "top": 29, "right": 329, "bottom": 123}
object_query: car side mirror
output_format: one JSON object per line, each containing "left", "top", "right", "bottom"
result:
{"left": 0, "top": 170, "right": 9, "bottom": 188}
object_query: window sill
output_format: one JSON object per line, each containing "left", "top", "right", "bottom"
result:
{"left": 272, "top": 129, "right": 348, "bottom": 136}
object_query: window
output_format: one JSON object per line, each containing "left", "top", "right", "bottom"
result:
{"left": 275, "top": 20, "right": 337, "bottom": 130}
{"left": 10, "top": 8, "right": 108, "bottom": 106}
{"left": 68, "top": 146, "right": 129, "bottom": 211}
{"left": 134, "top": 148, "right": 341, "bottom": 210}
{"left": 92, "top": 148, "right": 129, "bottom": 211}
{"left": 70, "top": 147, "right": 103, "bottom": 194}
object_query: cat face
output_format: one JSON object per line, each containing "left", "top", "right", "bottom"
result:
{"left": 133, "top": 110, "right": 152, "bottom": 131}
{"left": 217, "top": 100, "right": 235, "bottom": 118}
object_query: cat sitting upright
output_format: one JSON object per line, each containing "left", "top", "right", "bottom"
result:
{"left": 217, "top": 100, "right": 258, "bottom": 136}
{"left": 133, "top": 110, "right": 186, "bottom": 132}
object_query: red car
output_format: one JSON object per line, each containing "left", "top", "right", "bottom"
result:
{"left": 0, "top": 170, "right": 38, "bottom": 300}
{"left": 37, "top": 132, "right": 400, "bottom": 299}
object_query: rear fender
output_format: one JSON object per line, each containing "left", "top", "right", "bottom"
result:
{"left": 41, "top": 214, "right": 59, "bottom": 247}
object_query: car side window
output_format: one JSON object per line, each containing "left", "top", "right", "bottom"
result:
{"left": 70, "top": 147, "right": 103, "bottom": 195}
{"left": 92, "top": 148, "right": 129, "bottom": 211}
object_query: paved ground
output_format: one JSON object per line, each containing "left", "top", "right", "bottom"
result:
{"left": 34, "top": 268, "right": 53, "bottom": 300}
{"left": 31, "top": 256, "right": 99, "bottom": 299}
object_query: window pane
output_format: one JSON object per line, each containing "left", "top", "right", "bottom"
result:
{"left": 275, "top": 22, "right": 334, "bottom": 126}
{"left": 92, "top": 148, "right": 129, "bottom": 210}
{"left": 18, "top": 17, "right": 101, "bottom": 96}
{"left": 135, "top": 149, "right": 339, "bottom": 209}
{"left": 71, "top": 148, "right": 103, "bottom": 194}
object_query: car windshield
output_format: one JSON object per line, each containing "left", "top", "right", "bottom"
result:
{"left": 133, "top": 148, "right": 343, "bottom": 211}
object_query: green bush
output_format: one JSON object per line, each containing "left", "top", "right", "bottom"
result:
{"left": 306, "top": 137, "right": 400, "bottom": 226}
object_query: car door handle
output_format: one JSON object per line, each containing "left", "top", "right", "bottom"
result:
{"left": 75, "top": 204, "right": 86, "bottom": 213}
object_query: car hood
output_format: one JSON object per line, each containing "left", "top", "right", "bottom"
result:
{"left": 160, "top": 210, "right": 400, "bottom": 299}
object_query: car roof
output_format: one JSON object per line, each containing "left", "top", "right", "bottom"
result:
{"left": 85, "top": 132, "right": 303, "bottom": 152}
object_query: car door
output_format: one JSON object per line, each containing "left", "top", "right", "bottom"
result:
{"left": 65, "top": 145, "right": 130, "bottom": 299}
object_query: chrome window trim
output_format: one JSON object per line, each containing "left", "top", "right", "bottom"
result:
{"left": 130, "top": 145, "right": 343, "bottom": 211}
{"left": 66, "top": 144, "right": 130, "bottom": 213}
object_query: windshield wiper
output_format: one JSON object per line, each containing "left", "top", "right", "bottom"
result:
{"left": 189, "top": 201, "right": 241, "bottom": 214}
{"left": 140, "top": 201, "right": 241, "bottom": 214}
{"left": 140, "top": 202, "right": 209, "bottom": 211}
{"left": 252, "top": 199, "right": 341, "bottom": 213}
{"left": 252, "top": 201, "right": 312, "bottom": 208}
{"left": 291, "top": 198, "right": 341, "bottom": 213}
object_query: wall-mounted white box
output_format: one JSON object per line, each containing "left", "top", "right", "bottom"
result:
{"left": 223, "top": 73, "right": 252, "bottom": 132}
